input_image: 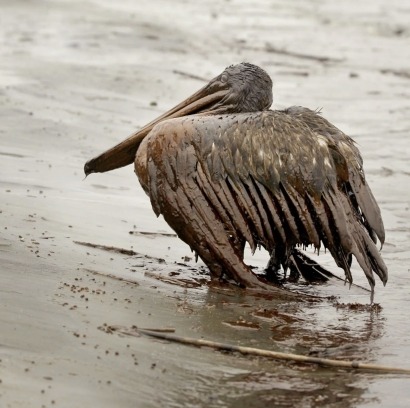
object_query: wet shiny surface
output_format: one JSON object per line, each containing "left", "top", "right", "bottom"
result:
{"left": 1, "top": 0, "right": 410, "bottom": 407}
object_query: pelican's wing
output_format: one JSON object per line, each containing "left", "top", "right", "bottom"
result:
{"left": 142, "top": 110, "right": 387, "bottom": 291}
{"left": 284, "top": 106, "right": 385, "bottom": 245}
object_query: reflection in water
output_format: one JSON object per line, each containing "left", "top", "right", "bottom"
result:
{"left": 219, "top": 370, "right": 372, "bottom": 408}
{"left": 161, "top": 285, "right": 385, "bottom": 408}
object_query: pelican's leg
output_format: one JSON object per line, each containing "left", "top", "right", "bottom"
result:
{"left": 265, "top": 250, "right": 282, "bottom": 283}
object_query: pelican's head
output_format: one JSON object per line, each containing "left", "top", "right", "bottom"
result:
{"left": 210, "top": 63, "right": 273, "bottom": 113}
{"left": 84, "top": 63, "right": 273, "bottom": 175}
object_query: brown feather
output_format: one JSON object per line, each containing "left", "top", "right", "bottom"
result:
{"left": 135, "top": 108, "right": 387, "bottom": 291}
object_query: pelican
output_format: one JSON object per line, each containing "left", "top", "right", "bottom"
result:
{"left": 85, "top": 63, "right": 387, "bottom": 301}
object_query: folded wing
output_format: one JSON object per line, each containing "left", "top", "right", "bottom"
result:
{"left": 140, "top": 109, "right": 387, "bottom": 293}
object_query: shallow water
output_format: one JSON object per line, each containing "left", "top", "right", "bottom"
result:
{"left": 1, "top": 0, "right": 410, "bottom": 407}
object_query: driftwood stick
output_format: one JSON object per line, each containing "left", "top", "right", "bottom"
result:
{"left": 137, "top": 329, "right": 410, "bottom": 375}
{"left": 73, "top": 240, "right": 138, "bottom": 256}
{"left": 73, "top": 240, "right": 165, "bottom": 262}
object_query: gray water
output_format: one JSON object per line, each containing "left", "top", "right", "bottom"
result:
{"left": 1, "top": 0, "right": 410, "bottom": 406}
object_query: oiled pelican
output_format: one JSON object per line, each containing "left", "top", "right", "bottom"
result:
{"left": 85, "top": 63, "right": 387, "bottom": 300}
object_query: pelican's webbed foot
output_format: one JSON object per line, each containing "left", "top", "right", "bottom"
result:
{"left": 288, "top": 250, "right": 331, "bottom": 283}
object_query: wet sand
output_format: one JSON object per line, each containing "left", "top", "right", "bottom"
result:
{"left": 1, "top": 0, "right": 410, "bottom": 407}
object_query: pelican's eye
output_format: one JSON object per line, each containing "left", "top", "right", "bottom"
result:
{"left": 220, "top": 73, "right": 229, "bottom": 83}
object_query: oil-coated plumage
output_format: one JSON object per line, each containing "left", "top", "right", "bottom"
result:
{"left": 85, "top": 63, "right": 388, "bottom": 299}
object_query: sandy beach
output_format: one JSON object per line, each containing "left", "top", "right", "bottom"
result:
{"left": 1, "top": 0, "right": 410, "bottom": 406}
